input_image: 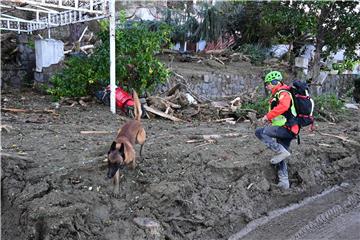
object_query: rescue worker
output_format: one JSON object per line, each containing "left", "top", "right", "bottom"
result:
{"left": 255, "top": 71, "right": 299, "bottom": 189}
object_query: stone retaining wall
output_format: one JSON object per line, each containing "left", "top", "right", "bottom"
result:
{"left": 1, "top": 34, "right": 35, "bottom": 89}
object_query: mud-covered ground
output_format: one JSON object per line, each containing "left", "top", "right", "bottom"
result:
{"left": 1, "top": 90, "right": 360, "bottom": 240}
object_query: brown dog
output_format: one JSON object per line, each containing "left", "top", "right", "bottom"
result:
{"left": 107, "top": 90, "right": 146, "bottom": 195}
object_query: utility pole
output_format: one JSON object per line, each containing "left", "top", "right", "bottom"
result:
{"left": 109, "top": 0, "right": 116, "bottom": 113}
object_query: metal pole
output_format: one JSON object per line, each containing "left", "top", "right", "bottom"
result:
{"left": 109, "top": 0, "right": 116, "bottom": 114}
{"left": 47, "top": 12, "right": 51, "bottom": 38}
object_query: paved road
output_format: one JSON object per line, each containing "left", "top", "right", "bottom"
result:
{"left": 300, "top": 206, "right": 360, "bottom": 240}
{"left": 229, "top": 182, "right": 360, "bottom": 240}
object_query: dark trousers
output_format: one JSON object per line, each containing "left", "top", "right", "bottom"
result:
{"left": 255, "top": 126, "right": 295, "bottom": 176}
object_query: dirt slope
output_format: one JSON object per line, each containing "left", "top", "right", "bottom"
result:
{"left": 1, "top": 90, "right": 360, "bottom": 240}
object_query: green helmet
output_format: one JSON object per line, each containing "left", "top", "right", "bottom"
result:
{"left": 265, "top": 71, "right": 283, "bottom": 83}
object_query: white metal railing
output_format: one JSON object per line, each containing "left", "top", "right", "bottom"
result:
{"left": 1, "top": 0, "right": 117, "bottom": 114}
{"left": 2, "top": 0, "right": 105, "bottom": 14}
{"left": 0, "top": 0, "right": 108, "bottom": 32}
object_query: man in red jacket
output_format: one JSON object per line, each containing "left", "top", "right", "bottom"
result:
{"left": 255, "top": 71, "right": 299, "bottom": 189}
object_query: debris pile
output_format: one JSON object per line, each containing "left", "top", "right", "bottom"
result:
{"left": 143, "top": 73, "right": 263, "bottom": 124}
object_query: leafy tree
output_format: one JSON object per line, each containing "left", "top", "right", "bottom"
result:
{"left": 261, "top": 1, "right": 360, "bottom": 80}
{"left": 95, "top": 14, "right": 171, "bottom": 92}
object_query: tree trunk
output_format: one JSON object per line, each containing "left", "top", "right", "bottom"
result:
{"left": 311, "top": 41, "right": 322, "bottom": 83}
{"left": 311, "top": 4, "right": 329, "bottom": 83}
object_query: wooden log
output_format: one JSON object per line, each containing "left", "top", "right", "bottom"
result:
{"left": 143, "top": 105, "right": 183, "bottom": 122}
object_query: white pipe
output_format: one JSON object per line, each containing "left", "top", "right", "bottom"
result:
{"left": 109, "top": 0, "right": 116, "bottom": 114}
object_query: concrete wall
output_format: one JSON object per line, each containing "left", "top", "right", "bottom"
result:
{"left": 156, "top": 72, "right": 264, "bottom": 100}
{"left": 311, "top": 73, "right": 358, "bottom": 98}
{"left": 157, "top": 71, "right": 358, "bottom": 101}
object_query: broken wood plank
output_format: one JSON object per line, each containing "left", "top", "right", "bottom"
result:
{"left": 2, "top": 108, "right": 28, "bottom": 113}
{"left": 143, "top": 105, "right": 184, "bottom": 122}
{"left": 147, "top": 96, "right": 181, "bottom": 110}
{"left": 214, "top": 118, "right": 235, "bottom": 123}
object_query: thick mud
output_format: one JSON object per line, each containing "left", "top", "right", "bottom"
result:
{"left": 1, "top": 90, "right": 360, "bottom": 240}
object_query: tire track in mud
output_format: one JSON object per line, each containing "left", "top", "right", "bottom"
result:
{"left": 291, "top": 193, "right": 360, "bottom": 240}
{"left": 228, "top": 181, "right": 360, "bottom": 240}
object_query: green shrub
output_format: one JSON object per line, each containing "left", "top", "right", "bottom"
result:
{"left": 314, "top": 94, "right": 345, "bottom": 122}
{"left": 47, "top": 56, "right": 100, "bottom": 100}
{"left": 94, "top": 12, "right": 172, "bottom": 93}
{"left": 236, "top": 44, "right": 267, "bottom": 65}
{"left": 235, "top": 96, "right": 269, "bottom": 118}
{"left": 332, "top": 59, "right": 360, "bottom": 73}
{"left": 47, "top": 11, "right": 171, "bottom": 99}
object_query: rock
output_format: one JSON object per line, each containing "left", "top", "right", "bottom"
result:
{"left": 337, "top": 156, "right": 357, "bottom": 169}
{"left": 133, "top": 217, "right": 163, "bottom": 240}
{"left": 344, "top": 103, "right": 359, "bottom": 110}
{"left": 14, "top": 181, "right": 50, "bottom": 206}
{"left": 297, "top": 168, "right": 316, "bottom": 185}
{"left": 147, "top": 181, "right": 180, "bottom": 199}
{"left": 254, "top": 177, "right": 271, "bottom": 192}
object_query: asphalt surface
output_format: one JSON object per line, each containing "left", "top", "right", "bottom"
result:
{"left": 229, "top": 181, "right": 360, "bottom": 240}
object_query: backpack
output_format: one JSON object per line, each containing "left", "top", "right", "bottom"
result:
{"left": 290, "top": 80, "right": 315, "bottom": 130}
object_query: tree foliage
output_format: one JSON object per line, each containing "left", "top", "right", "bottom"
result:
{"left": 48, "top": 12, "right": 171, "bottom": 99}
{"left": 260, "top": 1, "right": 360, "bottom": 78}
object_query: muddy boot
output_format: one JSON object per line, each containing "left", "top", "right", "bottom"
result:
{"left": 277, "top": 175, "right": 290, "bottom": 189}
{"left": 270, "top": 145, "right": 291, "bottom": 164}
{"left": 277, "top": 161, "right": 290, "bottom": 189}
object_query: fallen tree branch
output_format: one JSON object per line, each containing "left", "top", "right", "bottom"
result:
{"left": 2, "top": 108, "right": 58, "bottom": 115}
{"left": 143, "top": 105, "right": 184, "bottom": 122}
{"left": 0, "top": 124, "right": 13, "bottom": 133}
{"left": 1, "top": 152, "right": 30, "bottom": 160}
{"left": 172, "top": 71, "right": 211, "bottom": 103}
{"left": 190, "top": 105, "right": 201, "bottom": 117}
{"left": 78, "top": 26, "right": 88, "bottom": 42}
{"left": 211, "top": 55, "right": 225, "bottom": 65}
{"left": 317, "top": 131, "right": 360, "bottom": 147}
